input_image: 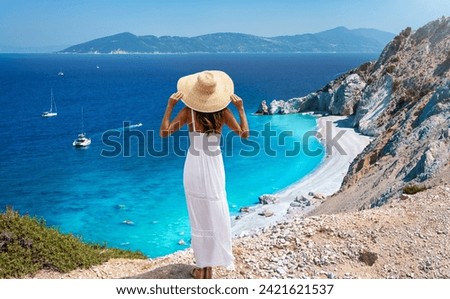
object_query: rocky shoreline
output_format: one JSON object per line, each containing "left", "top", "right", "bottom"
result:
{"left": 256, "top": 17, "right": 450, "bottom": 213}
{"left": 231, "top": 115, "right": 371, "bottom": 237}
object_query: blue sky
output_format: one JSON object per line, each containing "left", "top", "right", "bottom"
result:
{"left": 0, "top": 0, "right": 449, "bottom": 48}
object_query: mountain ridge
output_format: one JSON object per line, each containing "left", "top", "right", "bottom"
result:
{"left": 59, "top": 27, "right": 394, "bottom": 54}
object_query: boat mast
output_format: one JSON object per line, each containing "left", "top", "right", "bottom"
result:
{"left": 50, "top": 88, "right": 54, "bottom": 112}
{"left": 52, "top": 90, "right": 57, "bottom": 113}
{"left": 81, "top": 107, "right": 84, "bottom": 134}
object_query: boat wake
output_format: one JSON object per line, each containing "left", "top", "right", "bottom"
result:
{"left": 107, "top": 122, "right": 143, "bottom": 132}
{"left": 126, "top": 122, "right": 143, "bottom": 129}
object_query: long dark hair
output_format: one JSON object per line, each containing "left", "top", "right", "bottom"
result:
{"left": 194, "top": 108, "right": 226, "bottom": 134}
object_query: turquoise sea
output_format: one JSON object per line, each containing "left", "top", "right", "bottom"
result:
{"left": 0, "top": 53, "right": 378, "bottom": 257}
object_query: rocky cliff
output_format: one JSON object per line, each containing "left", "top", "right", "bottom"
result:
{"left": 258, "top": 17, "right": 450, "bottom": 213}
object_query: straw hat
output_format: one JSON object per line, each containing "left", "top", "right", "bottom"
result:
{"left": 177, "top": 70, "right": 234, "bottom": 113}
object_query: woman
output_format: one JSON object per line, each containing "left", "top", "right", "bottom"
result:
{"left": 160, "top": 70, "right": 249, "bottom": 279}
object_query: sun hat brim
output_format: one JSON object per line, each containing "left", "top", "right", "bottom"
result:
{"left": 177, "top": 70, "right": 234, "bottom": 113}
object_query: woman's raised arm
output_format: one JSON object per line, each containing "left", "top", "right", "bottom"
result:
{"left": 224, "top": 94, "right": 249, "bottom": 138}
{"left": 159, "top": 91, "right": 188, "bottom": 137}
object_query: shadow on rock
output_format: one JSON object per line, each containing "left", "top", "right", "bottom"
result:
{"left": 124, "top": 264, "right": 195, "bottom": 279}
{"left": 333, "top": 116, "right": 355, "bottom": 128}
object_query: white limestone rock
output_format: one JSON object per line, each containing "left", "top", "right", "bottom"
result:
{"left": 354, "top": 74, "right": 393, "bottom": 136}
{"left": 329, "top": 74, "right": 366, "bottom": 115}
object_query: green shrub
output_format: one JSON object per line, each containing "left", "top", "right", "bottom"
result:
{"left": 0, "top": 208, "right": 146, "bottom": 278}
{"left": 385, "top": 64, "right": 396, "bottom": 74}
{"left": 403, "top": 184, "right": 427, "bottom": 195}
{"left": 392, "top": 80, "right": 401, "bottom": 92}
{"left": 391, "top": 56, "right": 400, "bottom": 63}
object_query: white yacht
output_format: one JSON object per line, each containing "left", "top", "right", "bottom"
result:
{"left": 72, "top": 133, "right": 91, "bottom": 147}
{"left": 42, "top": 89, "right": 58, "bottom": 117}
{"left": 73, "top": 107, "right": 91, "bottom": 147}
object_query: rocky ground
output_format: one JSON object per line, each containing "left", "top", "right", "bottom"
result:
{"left": 30, "top": 184, "right": 449, "bottom": 279}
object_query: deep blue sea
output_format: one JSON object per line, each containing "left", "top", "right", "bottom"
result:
{"left": 0, "top": 53, "right": 378, "bottom": 257}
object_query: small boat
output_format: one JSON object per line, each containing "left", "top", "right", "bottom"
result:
{"left": 58, "top": 68, "right": 64, "bottom": 76}
{"left": 72, "top": 133, "right": 91, "bottom": 147}
{"left": 73, "top": 107, "right": 91, "bottom": 147}
{"left": 42, "top": 89, "right": 58, "bottom": 117}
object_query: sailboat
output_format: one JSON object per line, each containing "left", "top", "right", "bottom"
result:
{"left": 42, "top": 89, "right": 58, "bottom": 117}
{"left": 72, "top": 107, "right": 91, "bottom": 147}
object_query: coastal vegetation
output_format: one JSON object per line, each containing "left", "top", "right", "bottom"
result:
{"left": 0, "top": 208, "right": 146, "bottom": 278}
{"left": 403, "top": 184, "right": 427, "bottom": 195}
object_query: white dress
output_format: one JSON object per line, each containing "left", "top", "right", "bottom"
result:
{"left": 183, "top": 109, "right": 234, "bottom": 269}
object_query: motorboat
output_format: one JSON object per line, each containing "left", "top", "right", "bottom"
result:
{"left": 73, "top": 107, "right": 91, "bottom": 147}
{"left": 72, "top": 133, "right": 91, "bottom": 147}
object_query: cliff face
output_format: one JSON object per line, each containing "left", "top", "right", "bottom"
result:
{"left": 259, "top": 17, "right": 450, "bottom": 212}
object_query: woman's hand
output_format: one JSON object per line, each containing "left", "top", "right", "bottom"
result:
{"left": 168, "top": 91, "right": 183, "bottom": 107}
{"left": 230, "top": 94, "right": 244, "bottom": 111}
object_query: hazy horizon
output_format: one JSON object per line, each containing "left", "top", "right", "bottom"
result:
{"left": 0, "top": 26, "right": 395, "bottom": 54}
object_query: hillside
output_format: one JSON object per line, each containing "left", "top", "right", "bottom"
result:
{"left": 30, "top": 184, "right": 450, "bottom": 279}
{"left": 0, "top": 208, "right": 145, "bottom": 278}
{"left": 59, "top": 27, "right": 394, "bottom": 54}
{"left": 257, "top": 16, "right": 450, "bottom": 213}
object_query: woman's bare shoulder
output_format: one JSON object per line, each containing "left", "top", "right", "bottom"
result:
{"left": 222, "top": 107, "right": 233, "bottom": 117}
{"left": 223, "top": 107, "right": 236, "bottom": 120}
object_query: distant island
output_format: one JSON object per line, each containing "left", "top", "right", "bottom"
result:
{"left": 59, "top": 27, "right": 395, "bottom": 54}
